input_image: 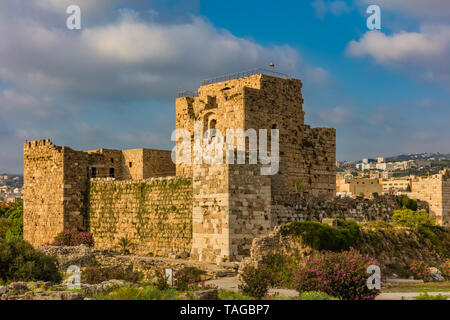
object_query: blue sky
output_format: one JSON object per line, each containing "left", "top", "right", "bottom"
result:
{"left": 0, "top": 0, "right": 449, "bottom": 173}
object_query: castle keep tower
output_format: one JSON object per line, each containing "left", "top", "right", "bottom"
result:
{"left": 176, "top": 72, "right": 336, "bottom": 201}
{"left": 23, "top": 70, "right": 337, "bottom": 263}
{"left": 176, "top": 71, "right": 336, "bottom": 262}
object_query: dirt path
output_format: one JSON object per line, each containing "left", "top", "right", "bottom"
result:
{"left": 205, "top": 276, "right": 299, "bottom": 297}
{"left": 376, "top": 292, "right": 450, "bottom": 300}
{"left": 206, "top": 276, "right": 450, "bottom": 300}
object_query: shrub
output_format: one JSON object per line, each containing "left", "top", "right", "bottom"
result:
{"left": 293, "top": 249, "right": 380, "bottom": 300}
{"left": 0, "top": 238, "right": 62, "bottom": 283}
{"left": 174, "top": 267, "right": 206, "bottom": 291}
{"left": 93, "top": 285, "right": 178, "bottom": 300}
{"left": 0, "top": 203, "right": 8, "bottom": 218}
{"left": 392, "top": 208, "right": 434, "bottom": 229}
{"left": 82, "top": 266, "right": 141, "bottom": 284}
{"left": 117, "top": 236, "right": 132, "bottom": 254}
{"left": 154, "top": 269, "right": 170, "bottom": 290}
{"left": 440, "top": 260, "right": 450, "bottom": 280}
{"left": 0, "top": 200, "right": 23, "bottom": 241}
{"left": 417, "top": 225, "right": 450, "bottom": 257}
{"left": 279, "top": 220, "right": 360, "bottom": 252}
{"left": 399, "top": 195, "right": 418, "bottom": 211}
{"left": 52, "top": 229, "right": 94, "bottom": 246}
{"left": 238, "top": 265, "right": 271, "bottom": 299}
{"left": 414, "top": 293, "right": 448, "bottom": 300}
{"left": 299, "top": 291, "right": 340, "bottom": 300}
{"left": 408, "top": 261, "right": 429, "bottom": 280}
{"left": 219, "top": 289, "right": 254, "bottom": 300}
{"left": 262, "top": 254, "right": 298, "bottom": 288}
{"left": 0, "top": 219, "right": 12, "bottom": 240}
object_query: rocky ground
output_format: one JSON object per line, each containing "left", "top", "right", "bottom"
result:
{"left": 37, "top": 245, "right": 237, "bottom": 281}
{"left": 0, "top": 279, "right": 131, "bottom": 300}
{"left": 2, "top": 238, "right": 447, "bottom": 300}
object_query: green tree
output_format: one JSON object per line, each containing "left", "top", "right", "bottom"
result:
{"left": 399, "top": 195, "right": 418, "bottom": 211}
{"left": 392, "top": 208, "right": 434, "bottom": 228}
{"left": 5, "top": 199, "right": 23, "bottom": 241}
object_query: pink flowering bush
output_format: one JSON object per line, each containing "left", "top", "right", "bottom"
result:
{"left": 174, "top": 267, "right": 207, "bottom": 291}
{"left": 409, "top": 261, "right": 430, "bottom": 280}
{"left": 238, "top": 264, "right": 271, "bottom": 299}
{"left": 293, "top": 249, "right": 380, "bottom": 300}
{"left": 440, "top": 260, "right": 450, "bottom": 280}
{"left": 52, "top": 229, "right": 94, "bottom": 246}
{"left": 82, "top": 265, "right": 141, "bottom": 284}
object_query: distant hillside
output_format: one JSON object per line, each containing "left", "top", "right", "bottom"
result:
{"left": 385, "top": 152, "right": 450, "bottom": 162}
{"left": 0, "top": 174, "right": 23, "bottom": 188}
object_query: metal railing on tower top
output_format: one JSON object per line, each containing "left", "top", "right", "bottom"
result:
{"left": 177, "top": 90, "right": 199, "bottom": 98}
{"left": 177, "top": 68, "right": 290, "bottom": 98}
{"left": 201, "top": 68, "right": 289, "bottom": 86}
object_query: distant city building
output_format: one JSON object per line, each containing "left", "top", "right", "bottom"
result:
{"left": 380, "top": 177, "right": 411, "bottom": 194}
{"left": 337, "top": 175, "right": 382, "bottom": 199}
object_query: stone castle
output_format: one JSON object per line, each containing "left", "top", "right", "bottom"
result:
{"left": 23, "top": 72, "right": 338, "bottom": 263}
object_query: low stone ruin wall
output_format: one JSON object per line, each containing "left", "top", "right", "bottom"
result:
{"left": 272, "top": 194, "right": 429, "bottom": 226}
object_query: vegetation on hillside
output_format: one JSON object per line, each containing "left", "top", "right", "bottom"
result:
{"left": 0, "top": 238, "right": 61, "bottom": 283}
{"left": 279, "top": 219, "right": 360, "bottom": 252}
{"left": 0, "top": 200, "right": 23, "bottom": 241}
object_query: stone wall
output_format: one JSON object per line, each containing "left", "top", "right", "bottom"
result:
{"left": 228, "top": 164, "right": 272, "bottom": 261}
{"left": 271, "top": 194, "right": 429, "bottom": 226}
{"left": 121, "top": 149, "right": 175, "bottom": 180}
{"left": 190, "top": 163, "right": 271, "bottom": 263}
{"left": 243, "top": 75, "right": 336, "bottom": 201}
{"left": 89, "top": 177, "right": 193, "bottom": 256}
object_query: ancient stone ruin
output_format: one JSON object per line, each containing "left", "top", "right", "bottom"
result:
{"left": 23, "top": 72, "right": 338, "bottom": 263}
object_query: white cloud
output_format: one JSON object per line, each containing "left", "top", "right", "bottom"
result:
{"left": 0, "top": 0, "right": 333, "bottom": 173}
{"left": 305, "top": 66, "right": 331, "bottom": 85}
{"left": 347, "top": 28, "right": 449, "bottom": 62}
{"left": 317, "top": 107, "right": 357, "bottom": 125}
{"left": 346, "top": 26, "right": 450, "bottom": 87}
{"left": 0, "top": 6, "right": 313, "bottom": 101}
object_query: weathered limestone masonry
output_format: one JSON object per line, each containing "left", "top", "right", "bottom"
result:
{"left": 272, "top": 194, "right": 429, "bottom": 225}
{"left": 24, "top": 140, "right": 174, "bottom": 247}
{"left": 24, "top": 72, "right": 336, "bottom": 263}
{"left": 23, "top": 140, "right": 65, "bottom": 247}
{"left": 191, "top": 163, "right": 271, "bottom": 263}
{"left": 89, "top": 177, "right": 192, "bottom": 256}
{"left": 411, "top": 169, "right": 450, "bottom": 226}
{"left": 176, "top": 74, "right": 336, "bottom": 202}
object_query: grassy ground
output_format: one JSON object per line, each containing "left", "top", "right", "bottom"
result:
{"left": 382, "top": 281, "right": 450, "bottom": 293}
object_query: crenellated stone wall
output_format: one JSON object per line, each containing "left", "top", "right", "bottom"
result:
{"left": 23, "top": 140, "right": 65, "bottom": 247}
